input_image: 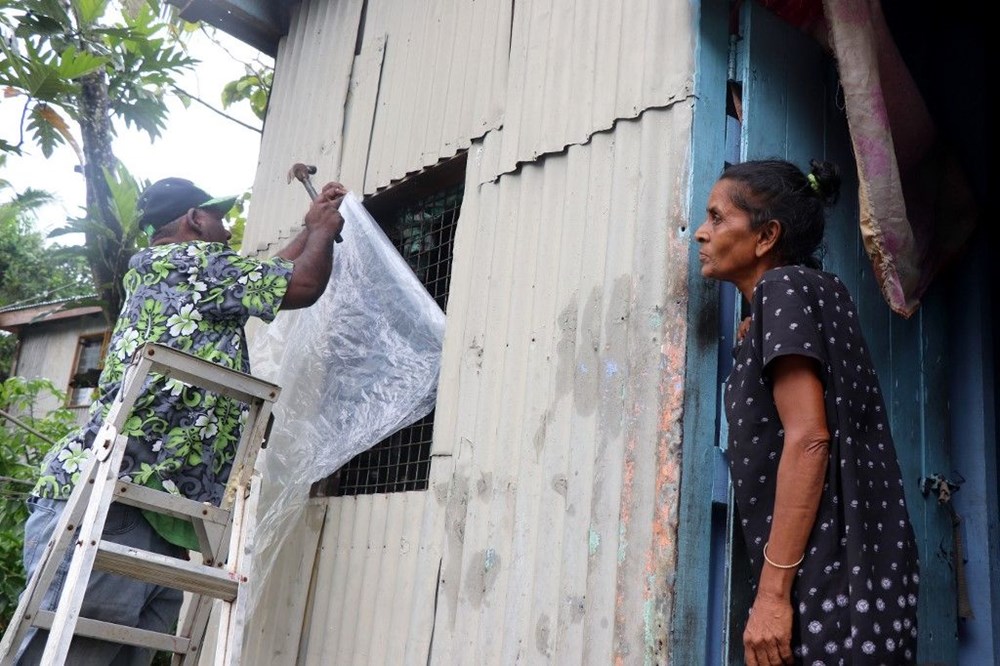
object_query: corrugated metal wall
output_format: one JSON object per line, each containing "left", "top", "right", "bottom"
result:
{"left": 426, "top": 108, "right": 692, "bottom": 664}
{"left": 242, "top": 0, "right": 699, "bottom": 663}
{"left": 241, "top": 0, "right": 364, "bottom": 255}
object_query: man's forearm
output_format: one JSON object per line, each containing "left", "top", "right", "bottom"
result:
{"left": 280, "top": 226, "right": 338, "bottom": 309}
{"left": 275, "top": 226, "right": 311, "bottom": 261}
{"left": 295, "top": 227, "right": 336, "bottom": 283}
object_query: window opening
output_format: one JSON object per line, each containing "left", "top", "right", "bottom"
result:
{"left": 67, "top": 334, "right": 105, "bottom": 407}
{"left": 315, "top": 167, "right": 463, "bottom": 497}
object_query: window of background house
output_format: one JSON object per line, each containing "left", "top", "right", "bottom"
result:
{"left": 312, "top": 154, "right": 465, "bottom": 497}
{"left": 67, "top": 334, "right": 106, "bottom": 407}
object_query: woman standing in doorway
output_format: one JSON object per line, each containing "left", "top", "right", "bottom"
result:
{"left": 695, "top": 159, "right": 919, "bottom": 665}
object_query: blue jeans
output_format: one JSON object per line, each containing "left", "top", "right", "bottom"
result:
{"left": 16, "top": 497, "right": 186, "bottom": 666}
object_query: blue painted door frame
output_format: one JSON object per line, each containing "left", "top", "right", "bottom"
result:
{"left": 673, "top": 1, "right": 994, "bottom": 663}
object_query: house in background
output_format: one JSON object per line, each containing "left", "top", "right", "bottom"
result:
{"left": 0, "top": 299, "right": 108, "bottom": 421}
{"left": 169, "top": 0, "right": 992, "bottom": 664}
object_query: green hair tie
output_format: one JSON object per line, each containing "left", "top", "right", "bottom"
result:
{"left": 144, "top": 224, "right": 155, "bottom": 237}
{"left": 806, "top": 173, "right": 821, "bottom": 195}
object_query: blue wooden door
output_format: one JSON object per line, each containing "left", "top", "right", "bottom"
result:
{"left": 718, "top": 2, "right": 957, "bottom": 663}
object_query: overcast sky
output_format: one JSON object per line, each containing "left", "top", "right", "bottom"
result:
{"left": 0, "top": 28, "right": 271, "bottom": 241}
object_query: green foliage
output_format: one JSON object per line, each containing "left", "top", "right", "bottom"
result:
{"left": 220, "top": 68, "right": 272, "bottom": 121}
{"left": 0, "top": 334, "right": 14, "bottom": 385}
{"left": 0, "top": 167, "right": 94, "bottom": 309}
{"left": 0, "top": 377, "right": 77, "bottom": 632}
{"left": 0, "top": 203, "right": 94, "bottom": 309}
{"left": 107, "top": 5, "right": 197, "bottom": 138}
{"left": 46, "top": 163, "right": 148, "bottom": 305}
{"left": 26, "top": 104, "right": 68, "bottom": 158}
{"left": 0, "top": 0, "right": 196, "bottom": 157}
{"left": 226, "top": 190, "right": 250, "bottom": 252}
{"left": 0, "top": 39, "right": 103, "bottom": 100}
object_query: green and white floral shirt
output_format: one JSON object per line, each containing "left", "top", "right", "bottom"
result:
{"left": 33, "top": 242, "right": 293, "bottom": 513}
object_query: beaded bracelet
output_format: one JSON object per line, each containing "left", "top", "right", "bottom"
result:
{"left": 763, "top": 542, "right": 805, "bottom": 569}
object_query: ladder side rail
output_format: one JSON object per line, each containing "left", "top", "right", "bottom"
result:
{"left": 39, "top": 431, "right": 131, "bottom": 665}
{"left": 98, "top": 354, "right": 158, "bottom": 445}
{"left": 220, "top": 401, "right": 272, "bottom": 512}
{"left": 201, "top": 467, "right": 250, "bottom": 665}
{"left": 229, "top": 473, "right": 263, "bottom": 663}
{"left": 21, "top": 357, "right": 151, "bottom": 664}
{"left": 174, "top": 472, "right": 260, "bottom": 665}
{"left": 32, "top": 353, "right": 155, "bottom": 664}
{"left": 181, "top": 459, "right": 265, "bottom": 665}
{"left": 175, "top": 593, "right": 216, "bottom": 665}
{"left": 0, "top": 361, "right": 142, "bottom": 666}
{"left": 165, "top": 391, "right": 275, "bottom": 663}
{"left": 175, "top": 468, "right": 247, "bottom": 663}
{"left": 214, "top": 472, "right": 260, "bottom": 666}
{"left": 0, "top": 453, "right": 101, "bottom": 664}
{"left": 200, "top": 401, "right": 271, "bottom": 571}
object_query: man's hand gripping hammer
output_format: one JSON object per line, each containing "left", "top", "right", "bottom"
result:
{"left": 287, "top": 162, "right": 343, "bottom": 243}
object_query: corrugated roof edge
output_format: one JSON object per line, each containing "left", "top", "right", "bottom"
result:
{"left": 0, "top": 296, "right": 104, "bottom": 332}
{"left": 166, "top": 0, "right": 296, "bottom": 57}
{"left": 0, "top": 295, "right": 100, "bottom": 315}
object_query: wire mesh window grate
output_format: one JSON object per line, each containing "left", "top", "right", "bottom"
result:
{"left": 328, "top": 183, "right": 462, "bottom": 496}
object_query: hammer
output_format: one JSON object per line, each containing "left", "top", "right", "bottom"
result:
{"left": 287, "top": 162, "right": 343, "bottom": 243}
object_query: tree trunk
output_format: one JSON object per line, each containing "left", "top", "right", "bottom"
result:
{"left": 78, "top": 71, "right": 125, "bottom": 324}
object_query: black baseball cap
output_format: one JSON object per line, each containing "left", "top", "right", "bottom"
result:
{"left": 137, "top": 178, "right": 238, "bottom": 232}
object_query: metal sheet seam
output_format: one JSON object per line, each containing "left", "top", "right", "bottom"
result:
{"left": 293, "top": 499, "right": 332, "bottom": 663}
{"left": 425, "top": 556, "right": 444, "bottom": 664}
{"left": 333, "top": 10, "right": 369, "bottom": 177}
{"left": 478, "top": 88, "right": 694, "bottom": 186}
{"left": 359, "top": 33, "right": 391, "bottom": 191}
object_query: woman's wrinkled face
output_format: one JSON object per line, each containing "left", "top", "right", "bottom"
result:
{"left": 694, "top": 179, "right": 765, "bottom": 288}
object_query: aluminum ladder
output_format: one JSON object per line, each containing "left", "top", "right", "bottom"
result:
{"left": 0, "top": 342, "right": 280, "bottom": 665}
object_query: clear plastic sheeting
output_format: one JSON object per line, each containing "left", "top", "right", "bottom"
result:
{"left": 245, "top": 192, "right": 445, "bottom": 614}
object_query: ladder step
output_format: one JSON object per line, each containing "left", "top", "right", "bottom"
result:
{"left": 32, "top": 611, "right": 192, "bottom": 654}
{"left": 113, "top": 482, "right": 230, "bottom": 526}
{"left": 141, "top": 344, "right": 280, "bottom": 404}
{"left": 94, "top": 541, "right": 241, "bottom": 601}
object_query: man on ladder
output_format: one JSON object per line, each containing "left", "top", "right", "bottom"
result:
{"left": 10, "top": 174, "right": 347, "bottom": 664}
